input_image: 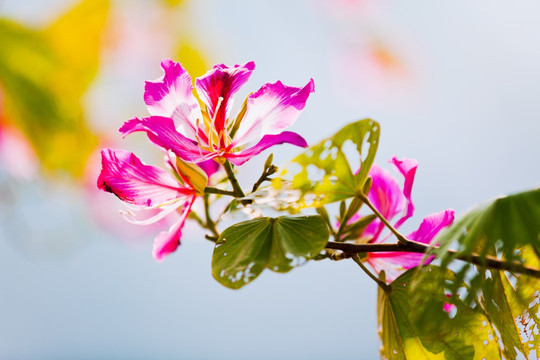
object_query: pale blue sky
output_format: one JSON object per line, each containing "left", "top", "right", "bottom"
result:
{"left": 1, "top": 0, "right": 539, "bottom": 359}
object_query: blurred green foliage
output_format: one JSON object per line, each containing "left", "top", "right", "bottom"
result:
{"left": 0, "top": 0, "right": 109, "bottom": 177}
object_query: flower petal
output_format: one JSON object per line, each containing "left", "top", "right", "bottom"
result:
{"left": 119, "top": 116, "right": 213, "bottom": 163}
{"left": 231, "top": 79, "right": 315, "bottom": 147}
{"left": 367, "top": 250, "right": 436, "bottom": 282}
{"left": 363, "top": 164, "right": 406, "bottom": 242}
{"left": 195, "top": 61, "right": 255, "bottom": 135}
{"left": 366, "top": 209, "right": 455, "bottom": 282}
{"left": 197, "top": 159, "right": 220, "bottom": 177}
{"left": 153, "top": 195, "right": 196, "bottom": 261}
{"left": 226, "top": 131, "right": 308, "bottom": 166}
{"left": 144, "top": 59, "right": 202, "bottom": 139}
{"left": 406, "top": 209, "right": 455, "bottom": 245}
{"left": 367, "top": 254, "right": 421, "bottom": 283}
{"left": 390, "top": 156, "right": 419, "bottom": 229}
{"left": 97, "top": 149, "right": 194, "bottom": 207}
{"left": 120, "top": 201, "right": 181, "bottom": 225}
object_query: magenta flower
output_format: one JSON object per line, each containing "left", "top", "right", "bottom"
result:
{"left": 119, "top": 59, "right": 314, "bottom": 166}
{"left": 360, "top": 157, "right": 454, "bottom": 282}
{"left": 97, "top": 149, "right": 198, "bottom": 261}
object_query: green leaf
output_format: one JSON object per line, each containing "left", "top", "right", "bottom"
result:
{"left": 426, "top": 188, "right": 540, "bottom": 305}
{"left": 433, "top": 188, "right": 540, "bottom": 265}
{"left": 379, "top": 266, "right": 501, "bottom": 360}
{"left": 212, "top": 216, "right": 329, "bottom": 289}
{"left": 480, "top": 249, "right": 540, "bottom": 359}
{"left": 417, "top": 188, "right": 540, "bottom": 357}
{"left": 282, "top": 119, "right": 379, "bottom": 207}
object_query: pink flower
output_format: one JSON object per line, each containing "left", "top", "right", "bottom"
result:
{"left": 361, "top": 157, "right": 454, "bottom": 282}
{"left": 120, "top": 59, "right": 314, "bottom": 166}
{"left": 97, "top": 148, "right": 198, "bottom": 261}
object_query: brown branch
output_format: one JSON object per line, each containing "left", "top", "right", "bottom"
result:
{"left": 325, "top": 240, "right": 540, "bottom": 278}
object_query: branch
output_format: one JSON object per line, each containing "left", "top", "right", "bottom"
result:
{"left": 251, "top": 165, "right": 278, "bottom": 193}
{"left": 326, "top": 240, "right": 540, "bottom": 278}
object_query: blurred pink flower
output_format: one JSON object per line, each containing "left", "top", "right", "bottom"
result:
{"left": 120, "top": 59, "right": 313, "bottom": 166}
{"left": 97, "top": 149, "right": 198, "bottom": 261}
{"left": 0, "top": 124, "right": 39, "bottom": 181}
{"left": 360, "top": 157, "right": 454, "bottom": 282}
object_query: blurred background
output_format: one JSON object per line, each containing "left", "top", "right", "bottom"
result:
{"left": 1, "top": 0, "right": 539, "bottom": 358}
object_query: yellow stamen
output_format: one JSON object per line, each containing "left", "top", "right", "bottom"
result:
{"left": 215, "top": 156, "right": 227, "bottom": 164}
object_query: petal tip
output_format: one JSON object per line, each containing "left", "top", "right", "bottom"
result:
{"left": 118, "top": 118, "right": 141, "bottom": 138}
{"left": 160, "top": 58, "right": 175, "bottom": 70}
{"left": 307, "top": 78, "right": 315, "bottom": 92}
{"left": 245, "top": 60, "right": 256, "bottom": 71}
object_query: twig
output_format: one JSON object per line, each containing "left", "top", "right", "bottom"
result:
{"left": 352, "top": 254, "right": 391, "bottom": 291}
{"left": 357, "top": 193, "right": 408, "bottom": 245}
{"left": 252, "top": 165, "right": 277, "bottom": 193}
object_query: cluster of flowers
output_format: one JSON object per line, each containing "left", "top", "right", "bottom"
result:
{"left": 97, "top": 60, "right": 314, "bottom": 260}
{"left": 97, "top": 59, "right": 453, "bottom": 283}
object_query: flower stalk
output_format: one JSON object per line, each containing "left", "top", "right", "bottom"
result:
{"left": 223, "top": 160, "right": 246, "bottom": 198}
{"left": 357, "top": 192, "right": 409, "bottom": 245}
{"left": 352, "top": 254, "right": 391, "bottom": 291}
{"left": 203, "top": 194, "right": 219, "bottom": 238}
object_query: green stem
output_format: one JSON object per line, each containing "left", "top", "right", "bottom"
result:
{"left": 358, "top": 193, "right": 408, "bottom": 245}
{"left": 203, "top": 194, "right": 219, "bottom": 238}
{"left": 204, "top": 187, "right": 236, "bottom": 197}
{"left": 223, "top": 161, "right": 246, "bottom": 198}
{"left": 352, "top": 254, "right": 390, "bottom": 291}
{"left": 251, "top": 165, "right": 277, "bottom": 193}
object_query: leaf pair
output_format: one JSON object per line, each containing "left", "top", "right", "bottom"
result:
{"left": 212, "top": 216, "right": 329, "bottom": 289}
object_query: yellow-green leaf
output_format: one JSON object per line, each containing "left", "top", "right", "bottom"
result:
{"left": 283, "top": 119, "right": 379, "bottom": 208}
{"left": 481, "top": 249, "right": 540, "bottom": 359}
{"left": 379, "top": 266, "right": 501, "bottom": 359}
